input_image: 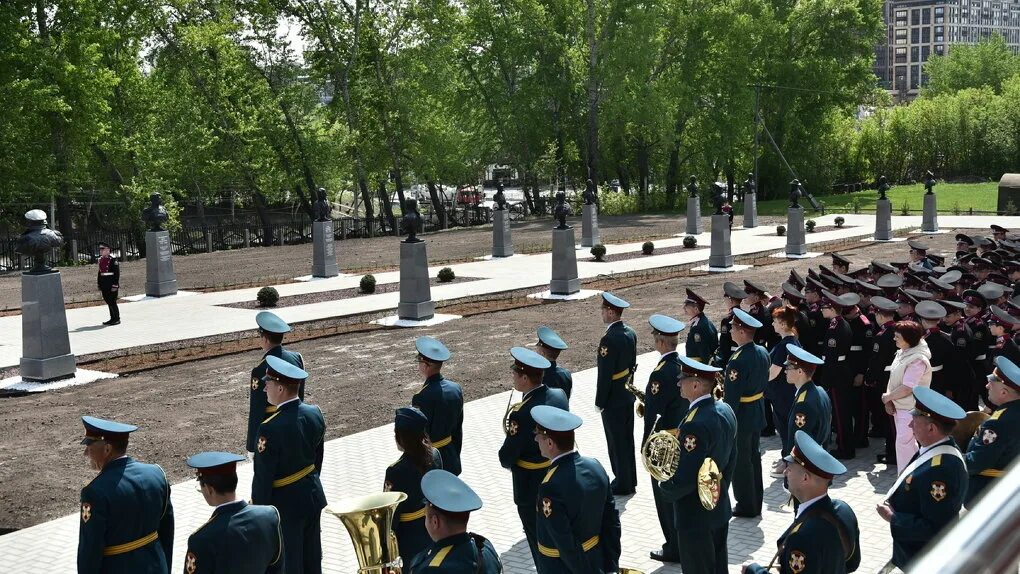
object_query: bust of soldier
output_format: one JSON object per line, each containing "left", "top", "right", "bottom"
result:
{"left": 923, "top": 171, "right": 936, "bottom": 195}
{"left": 141, "top": 193, "right": 169, "bottom": 232}
{"left": 494, "top": 182, "right": 507, "bottom": 211}
{"left": 582, "top": 179, "right": 598, "bottom": 207}
{"left": 686, "top": 175, "right": 699, "bottom": 197}
{"left": 711, "top": 182, "right": 727, "bottom": 215}
{"left": 15, "top": 209, "right": 64, "bottom": 273}
{"left": 789, "top": 179, "right": 802, "bottom": 208}
{"left": 877, "top": 175, "right": 890, "bottom": 200}
{"left": 313, "top": 187, "right": 332, "bottom": 222}
{"left": 742, "top": 173, "right": 756, "bottom": 198}
{"left": 553, "top": 192, "right": 571, "bottom": 229}
{"left": 402, "top": 199, "right": 423, "bottom": 243}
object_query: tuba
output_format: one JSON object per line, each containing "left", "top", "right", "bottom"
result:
{"left": 326, "top": 491, "right": 407, "bottom": 574}
{"left": 642, "top": 426, "right": 681, "bottom": 481}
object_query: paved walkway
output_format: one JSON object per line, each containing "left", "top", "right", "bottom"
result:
{"left": 0, "top": 351, "right": 902, "bottom": 573}
{"left": 7, "top": 212, "right": 1009, "bottom": 370}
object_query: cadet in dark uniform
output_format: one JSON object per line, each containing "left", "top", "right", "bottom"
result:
{"left": 78, "top": 417, "right": 174, "bottom": 574}
{"left": 97, "top": 242, "right": 121, "bottom": 325}
{"left": 866, "top": 297, "right": 900, "bottom": 465}
{"left": 248, "top": 312, "right": 305, "bottom": 457}
{"left": 842, "top": 293, "right": 873, "bottom": 448}
{"left": 781, "top": 345, "right": 832, "bottom": 459}
{"left": 659, "top": 356, "right": 737, "bottom": 574}
{"left": 536, "top": 326, "right": 573, "bottom": 400}
{"left": 683, "top": 289, "right": 718, "bottom": 364}
{"left": 643, "top": 314, "right": 687, "bottom": 562}
{"left": 412, "top": 336, "right": 465, "bottom": 475}
{"left": 595, "top": 292, "right": 639, "bottom": 495}
{"left": 385, "top": 407, "right": 443, "bottom": 567}
{"left": 743, "top": 431, "right": 861, "bottom": 574}
{"left": 780, "top": 283, "right": 813, "bottom": 349}
{"left": 252, "top": 356, "right": 327, "bottom": 574}
{"left": 940, "top": 298, "right": 977, "bottom": 408}
{"left": 877, "top": 387, "right": 967, "bottom": 571}
{"left": 963, "top": 290, "right": 993, "bottom": 407}
{"left": 409, "top": 470, "right": 502, "bottom": 573}
{"left": 745, "top": 280, "right": 779, "bottom": 349}
{"left": 724, "top": 308, "right": 770, "bottom": 517}
{"left": 711, "top": 282, "right": 747, "bottom": 367}
{"left": 819, "top": 290, "right": 855, "bottom": 459}
{"left": 184, "top": 452, "right": 283, "bottom": 574}
{"left": 533, "top": 406, "right": 622, "bottom": 574}
{"left": 965, "top": 355, "right": 1020, "bottom": 505}
{"left": 987, "top": 306, "right": 1020, "bottom": 371}
{"left": 498, "top": 346, "right": 568, "bottom": 565}
{"left": 909, "top": 240, "right": 934, "bottom": 271}
{"left": 831, "top": 252, "right": 852, "bottom": 276}
{"left": 803, "top": 279, "right": 827, "bottom": 358}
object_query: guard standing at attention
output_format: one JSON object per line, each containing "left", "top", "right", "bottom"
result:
{"left": 595, "top": 292, "right": 639, "bottom": 496}
{"left": 252, "top": 356, "right": 327, "bottom": 574}
{"left": 965, "top": 356, "right": 1020, "bottom": 506}
{"left": 724, "top": 308, "right": 770, "bottom": 518}
{"left": 184, "top": 451, "right": 283, "bottom": 574}
{"left": 866, "top": 296, "right": 900, "bottom": 465}
{"left": 412, "top": 336, "right": 465, "bottom": 475}
{"left": 385, "top": 407, "right": 443, "bottom": 567}
{"left": 533, "top": 405, "right": 622, "bottom": 574}
{"left": 743, "top": 431, "right": 861, "bottom": 574}
{"left": 842, "top": 293, "right": 873, "bottom": 449}
{"left": 97, "top": 242, "right": 121, "bottom": 325}
{"left": 819, "top": 290, "right": 855, "bottom": 460}
{"left": 711, "top": 282, "right": 747, "bottom": 367}
{"left": 683, "top": 289, "right": 718, "bottom": 364}
{"left": 659, "top": 356, "right": 737, "bottom": 574}
{"left": 248, "top": 311, "right": 304, "bottom": 457}
{"left": 78, "top": 416, "right": 174, "bottom": 574}
{"left": 498, "top": 346, "right": 569, "bottom": 565}
{"left": 536, "top": 326, "right": 574, "bottom": 400}
{"left": 643, "top": 314, "right": 688, "bottom": 563}
{"left": 780, "top": 345, "right": 832, "bottom": 459}
{"left": 408, "top": 470, "right": 502, "bottom": 573}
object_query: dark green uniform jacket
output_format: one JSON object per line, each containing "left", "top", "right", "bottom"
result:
{"left": 965, "top": 398, "right": 1020, "bottom": 505}
{"left": 385, "top": 449, "right": 444, "bottom": 567}
{"left": 712, "top": 312, "right": 737, "bottom": 367}
{"left": 724, "top": 342, "right": 770, "bottom": 433}
{"left": 183, "top": 501, "right": 283, "bottom": 574}
{"left": 785, "top": 381, "right": 832, "bottom": 456}
{"left": 642, "top": 352, "right": 688, "bottom": 441}
{"left": 534, "top": 452, "right": 622, "bottom": 574}
{"left": 543, "top": 362, "right": 573, "bottom": 400}
{"left": 247, "top": 346, "right": 304, "bottom": 453}
{"left": 685, "top": 314, "right": 719, "bottom": 365}
{"left": 408, "top": 532, "right": 502, "bottom": 573}
{"left": 498, "top": 385, "right": 570, "bottom": 506}
{"left": 412, "top": 374, "right": 465, "bottom": 475}
{"left": 745, "top": 496, "right": 861, "bottom": 574}
{"left": 78, "top": 457, "right": 175, "bottom": 574}
{"left": 595, "top": 321, "right": 638, "bottom": 410}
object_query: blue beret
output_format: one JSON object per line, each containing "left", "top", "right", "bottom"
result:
{"left": 395, "top": 407, "right": 429, "bottom": 432}
{"left": 648, "top": 314, "right": 686, "bottom": 336}
{"left": 415, "top": 336, "right": 451, "bottom": 362}
{"left": 732, "top": 308, "right": 762, "bottom": 329}
{"left": 511, "top": 346, "right": 551, "bottom": 370}
{"left": 532, "top": 405, "right": 582, "bottom": 432}
{"left": 911, "top": 387, "right": 966, "bottom": 423}
{"left": 786, "top": 344, "right": 823, "bottom": 366}
{"left": 186, "top": 451, "right": 245, "bottom": 475}
{"left": 678, "top": 355, "right": 722, "bottom": 378}
{"left": 421, "top": 469, "right": 482, "bottom": 513}
{"left": 81, "top": 416, "right": 138, "bottom": 445}
{"left": 537, "top": 326, "right": 568, "bottom": 350}
{"left": 265, "top": 355, "right": 308, "bottom": 384}
{"left": 256, "top": 311, "right": 292, "bottom": 334}
{"left": 993, "top": 356, "right": 1020, "bottom": 392}
{"left": 601, "top": 291, "right": 630, "bottom": 309}
{"left": 784, "top": 430, "right": 846, "bottom": 479}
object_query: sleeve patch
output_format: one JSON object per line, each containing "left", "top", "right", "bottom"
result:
{"left": 930, "top": 481, "right": 947, "bottom": 502}
{"left": 982, "top": 429, "right": 997, "bottom": 444}
{"left": 683, "top": 435, "right": 698, "bottom": 452}
{"left": 257, "top": 436, "right": 268, "bottom": 453}
{"left": 789, "top": 550, "right": 806, "bottom": 573}
{"left": 599, "top": 345, "right": 608, "bottom": 357}
{"left": 185, "top": 551, "right": 198, "bottom": 574}
{"left": 794, "top": 413, "right": 807, "bottom": 428}
{"left": 541, "top": 497, "right": 553, "bottom": 517}
{"left": 80, "top": 502, "right": 92, "bottom": 523}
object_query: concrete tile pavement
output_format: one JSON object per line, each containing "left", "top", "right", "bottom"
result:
{"left": 0, "top": 350, "right": 902, "bottom": 573}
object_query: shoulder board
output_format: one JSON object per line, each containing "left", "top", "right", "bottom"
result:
{"left": 931, "top": 455, "right": 942, "bottom": 467}
{"left": 683, "top": 407, "right": 699, "bottom": 424}
{"left": 653, "top": 360, "right": 665, "bottom": 372}
{"left": 990, "top": 408, "right": 1005, "bottom": 420}
{"left": 796, "top": 391, "right": 807, "bottom": 404}
{"left": 791, "top": 523, "right": 803, "bottom": 534}
{"left": 262, "top": 411, "right": 282, "bottom": 425}
{"left": 542, "top": 465, "right": 560, "bottom": 484}
{"left": 429, "top": 545, "right": 454, "bottom": 567}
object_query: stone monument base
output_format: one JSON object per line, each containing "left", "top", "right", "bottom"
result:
{"left": 786, "top": 208, "right": 807, "bottom": 255}
{"left": 875, "top": 199, "right": 893, "bottom": 240}
{"left": 550, "top": 227, "right": 580, "bottom": 295}
{"left": 312, "top": 221, "right": 339, "bottom": 277}
{"left": 397, "top": 241, "right": 435, "bottom": 321}
{"left": 921, "top": 194, "right": 938, "bottom": 232}
{"left": 20, "top": 271, "right": 76, "bottom": 382}
{"left": 686, "top": 197, "right": 702, "bottom": 235}
{"left": 581, "top": 204, "right": 600, "bottom": 248}
{"left": 743, "top": 193, "right": 758, "bottom": 228}
{"left": 492, "top": 210, "right": 514, "bottom": 257}
{"left": 145, "top": 230, "right": 178, "bottom": 297}
{"left": 708, "top": 214, "right": 733, "bottom": 268}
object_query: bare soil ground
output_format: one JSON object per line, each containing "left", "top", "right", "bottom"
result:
{"left": 0, "top": 227, "right": 963, "bottom": 531}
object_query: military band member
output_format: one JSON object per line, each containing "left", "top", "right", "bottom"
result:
{"left": 409, "top": 470, "right": 502, "bottom": 573}
{"left": 184, "top": 452, "right": 283, "bottom": 574}
{"left": 412, "top": 336, "right": 465, "bottom": 475}
{"left": 595, "top": 292, "right": 639, "bottom": 495}
{"left": 780, "top": 345, "right": 832, "bottom": 461}
{"left": 78, "top": 417, "right": 174, "bottom": 574}
{"left": 659, "top": 356, "right": 737, "bottom": 574}
{"left": 965, "top": 356, "right": 1020, "bottom": 505}
{"left": 248, "top": 312, "right": 305, "bottom": 456}
{"left": 743, "top": 431, "right": 861, "bottom": 574}
{"left": 643, "top": 314, "right": 687, "bottom": 562}
{"left": 385, "top": 407, "right": 444, "bottom": 567}
{"left": 537, "top": 326, "right": 573, "bottom": 400}
{"left": 97, "top": 242, "right": 121, "bottom": 325}
{"left": 683, "top": 289, "right": 718, "bottom": 364}
{"left": 533, "top": 406, "right": 622, "bottom": 574}
{"left": 252, "top": 356, "right": 326, "bottom": 574}
{"left": 724, "top": 308, "right": 770, "bottom": 517}
{"left": 819, "top": 290, "right": 855, "bottom": 460}
{"left": 711, "top": 281, "right": 747, "bottom": 367}
{"left": 498, "top": 347, "right": 568, "bottom": 565}
{"left": 866, "top": 297, "right": 900, "bottom": 465}
{"left": 877, "top": 387, "right": 967, "bottom": 570}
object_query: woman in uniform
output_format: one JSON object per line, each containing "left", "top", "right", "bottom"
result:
{"left": 384, "top": 407, "right": 443, "bottom": 567}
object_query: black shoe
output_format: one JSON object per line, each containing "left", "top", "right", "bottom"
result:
{"left": 611, "top": 486, "right": 636, "bottom": 496}
{"left": 877, "top": 453, "right": 895, "bottom": 465}
{"left": 829, "top": 449, "right": 855, "bottom": 461}
{"left": 649, "top": 550, "right": 681, "bottom": 563}
{"left": 106, "top": 319, "right": 120, "bottom": 325}
{"left": 761, "top": 428, "right": 776, "bottom": 437}
{"left": 732, "top": 506, "right": 760, "bottom": 518}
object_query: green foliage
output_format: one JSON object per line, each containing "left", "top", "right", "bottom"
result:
{"left": 842, "top": 196, "right": 864, "bottom": 214}
{"left": 257, "top": 286, "right": 279, "bottom": 307}
{"left": 951, "top": 200, "right": 962, "bottom": 215}
{"left": 777, "top": 225, "right": 786, "bottom": 236}
{"left": 437, "top": 267, "right": 456, "bottom": 282}
{"left": 805, "top": 220, "right": 816, "bottom": 232}
{"left": 642, "top": 241, "right": 654, "bottom": 255}
{"left": 899, "top": 200, "right": 911, "bottom": 215}
{"left": 591, "top": 244, "right": 607, "bottom": 261}
{"left": 360, "top": 274, "right": 376, "bottom": 294}
{"left": 924, "top": 34, "right": 1020, "bottom": 96}
{"left": 683, "top": 236, "right": 697, "bottom": 248}
{"left": 834, "top": 216, "right": 845, "bottom": 227}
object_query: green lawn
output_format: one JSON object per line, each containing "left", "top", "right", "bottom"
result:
{"left": 754, "top": 181, "right": 999, "bottom": 216}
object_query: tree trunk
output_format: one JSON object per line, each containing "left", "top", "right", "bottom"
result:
{"left": 252, "top": 191, "right": 274, "bottom": 246}
{"left": 585, "top": 0, "right": 600, "bottom": 185}
{"left": 392, "top": 167, "right": 408, "bottom": 215}
{"left": 636, "top": 141, "right": 650, "bottom": 209}
{"left": 426, "top": 180, "right": 447, "bottom": 229}
{"left": 377, "top": 180, "right": 396, "bottom": 233}
{"left": 520, "top": 166, "right": 536, "bottom": 213}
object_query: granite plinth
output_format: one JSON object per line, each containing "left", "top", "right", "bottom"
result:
{"left": 743, "top": 193, "right": 758, "bottom": 228}
{"left": 786, "top": 208, "right": 807, "bottom": 255}
{"left": 875, "top": 199, "right": 893, "bottom": 240}
{"left": 922, "top": 194, "right": 939, "bottom": 232}
{"left": 550, "top": 227, "right": 580, "bottom": 295}
{"left": 581, "top": 204, "right": 600, "bottom": 248}
{"left": 397, "top": 241, "right": 434, "bottom": 321}
{"left": 686, "top": 197, "right": 702, "bottom": 235}
{"left": 312, "top": 221, "right": 339, "bottom": 278}
{"left": 20, "top": 271, "right": 76, "bottom": 382}
{"left": 145, "top": 231, "right": 178, "bottom": 297}
{"left": 708, "top": 214, "right": 733, "bottom": 268}
{"left": 492, "top": 210, "right": 514, "bottom": 257}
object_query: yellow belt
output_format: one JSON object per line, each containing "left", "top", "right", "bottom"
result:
{"left": 433, "top": 435, "right": 453, "bottom": 448}
{"left": 538, "top": 535, "right": 600, "bottom": 558}
{"left": 399, "top": 507, "right": 427, "bottom": 522}
{"left": 273, "top": 464, "right": 316, "bottom": 488}
{"left": 612, "top": 369, "right": 630, "bottom": 381}
{"left": 740, "top": 392, "right": 764, "bottom": 403}
{"left": 265, "top": 405, "right": 277, "bottom": 413}
{"left": 516, "top": 459, "right": 551, "bottom": 470}
{"left": 103, "top": 531, "right": 158, "bottom": 556}
{"left": 978, "top": 469, "right": 1004, "bottom": 478}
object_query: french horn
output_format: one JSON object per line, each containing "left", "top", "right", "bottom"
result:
{"left": 697, "top": 457, "right": 722, "bottom": 510}
{"left": 642, "top": 428, "right": 680, "bottom": 481}
{"left": 326, "top": 491, "right": 406, "bottom": 574}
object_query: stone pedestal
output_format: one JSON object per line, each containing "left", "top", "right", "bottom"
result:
{"left": 922, "top": 194, "right": 938, "bottom": 232}
{"left": 743, "top": 193, "right": 758, "bottom": 228}
{"left": 145, "top": 230, "right": 178, "bottom": 297}
{"left": 996, "top": 173, "right": 1020, "bottom": 212}
{"left": 686, "top": 197, "right": 702, "bottom": 235}
{"left": 786, "top": 208, "right": 807, "bottom": 256}
{"left": 312, "top": 221, "right": 339, "bottom": 277}
{"left": 492, "top": 210, "right": 514, "bottom": 257}
{"left": 397, "top": 241, "right": 435, "bottom": 321}
{"left": 550, "top": 228, "right": 580, "bottom": 295}
{"left": 20, "top": 272, "right": 76, "bottom": 382}
{"left": 581, "top": 204, "right": 600, "bottom": 247}
{"left": 709, "top": 214, "right": 733, "bottom": 268}
{"left": 875, "top": 198, "right": 893, "bottom": 240}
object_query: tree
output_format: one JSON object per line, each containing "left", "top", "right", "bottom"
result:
{"left": 924, "top": 34, "right": 1020, "bottom": 96}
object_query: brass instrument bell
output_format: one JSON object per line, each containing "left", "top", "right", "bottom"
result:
{"left": 326, "top": 491, "right": 407, "bottom": 574}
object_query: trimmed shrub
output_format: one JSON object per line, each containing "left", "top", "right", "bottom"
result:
{"left": 805, "top": 219, "right": 817, "bottom": 232}
{"left": 683, "top": 236, "right": 697, "bottom": 248}
{"left": 257, "top": 286, "right": 279, "bottom": 307}
{"left": 642, "top": 241, "right": 655, "bottom": 255}
{"left": 834, "top": 216, "right": 845, "bottom": 228}
{"left": 591, "top": 244, "right": 607, "bottom": 261}
{"left": 360, "top": 274, "right": 376, "bottom": 294}
{"left": 438, "top": 267, "right": 456, "bottom": 282}
{"left": 777, "top": 225, "right": 786, "bottom": 236}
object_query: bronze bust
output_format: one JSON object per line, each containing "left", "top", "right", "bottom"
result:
{"left": 15, "top": 209, "right": 64, "bottom": 273}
